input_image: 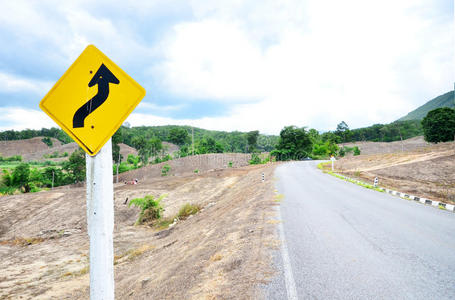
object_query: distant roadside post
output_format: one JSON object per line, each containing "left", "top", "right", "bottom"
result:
{"left": 39, "top": 45, "right": 146, "bottom": 300}
{"left": 330, "top": 155, "right": 336, "bottom": 171}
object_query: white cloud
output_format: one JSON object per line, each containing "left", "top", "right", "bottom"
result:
{"left": 0, "top": 107, "right": 56, "bottom": 131}
{"left": 136, "top": 101, "right": 184, "bottom": 112}
{"left": 153, "top": 0, "right": 453, "bottom": 132}
{"left": 0, "top": 0, "right": 451, "bottom": 134}
{"left": 0, "top": 72, "right": 53, "bottom": 95}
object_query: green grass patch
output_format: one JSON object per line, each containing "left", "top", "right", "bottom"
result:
{"left": 274, "top": 194, "right": 284, "bottom": 202}
{"left": 326, "top": 171, "right": 385, "bottom": 193}
{"left": 317, "top": 161, "right": 331, "bottom": 171}
{"left": 129, "top": 194, "right": 166, "bottom": 225}
{"left": 177, "top": 203, "right": 201, "bottom": 220}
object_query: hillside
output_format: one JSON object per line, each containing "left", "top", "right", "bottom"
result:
{"left": 0, "top": 157, "right": 277, "bottom": 299}
{"left": 0, "top": 137, "right": 138, "bottom": 162}
{"left": 0, "top": 125, "right": 279, "bottom": 153}
{"left": 398, "top": 90, "right": 454, "bottom": 121}
{"left": 333, "top": 139, "right": 455, "bottom": 204}
{"left": 341, "top": 136, "right": 429, "bottom": 155}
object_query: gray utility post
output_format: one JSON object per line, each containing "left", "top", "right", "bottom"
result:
{"left": 86, "top": 138, "right": 115, "bottom": 300}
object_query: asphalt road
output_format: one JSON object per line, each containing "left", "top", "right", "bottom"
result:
{"left": 264, "top": 161, "right": 455, "bottom": 300}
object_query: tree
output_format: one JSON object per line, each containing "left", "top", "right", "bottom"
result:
{"left": 421, "top": 108, "right": 455, "bottom": 143}
{"left": 132, "top": 136, "right": 150, "bottom": 165}
{"left": 335, "top": 121, "right": 352, "bottom": 143}
{"left": 112, "top": 128, "right": 124, "bottom": 164}
{"left": 63, "top": 149, "right": 86, "bottom": 182}
{"left": 273, "top": 126, "right": 312, "bottom": 160}
{"left": 197, "top": 137, "right": 224, "bottom": 154}
{"left": 12, "top": 163, "right": 31, "bottom": 192}
{"left": 42, "top": 137, "right": 53, "bottom": 147}
{"left": 168, "top": 128, "right": 189, "bottom": 146}
{"left": 149, "top": 137, "right": 162, "bottom": 159}
{"left": 246, "top": 130, "right": 259, "bottom": 153}
{"left": 112, "top": 128, "right": 124, "bottom": 183}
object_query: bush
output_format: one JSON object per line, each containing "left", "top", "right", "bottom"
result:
{"left": 353, "top": 146, "right": 361, "bottom": 156}
{"left": 12, "top": 163, "right": 31, "bottom": 192}
{"left": 42, "top": 137, "right": 53, "bottom": 147}
{"left": 127, "top": 154, "right": 139, "bottom": 167}
{"left": 0, "top": 155, "right": 22, "bottom": 162}
{"left": 249, "top": 153, "right": 261, "bottom": 165}
{"left": 128, "top": 194, "right": 166, "bottom": 225}
{"left": 162, "top": 154, "right": 172, "bottom": 162}
{"left": 228, "top": 161, "right": 233, "bottom": 168}
{"left": 161, "top": 164, "right": 171, "bottom": 176}
{"left": 177, "top": 203, "right": 201, "bottom": 220}
{"left": 338, "top": 147, "right": 346, "bottom": 157}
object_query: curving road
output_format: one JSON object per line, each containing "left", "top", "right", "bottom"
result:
{"left": 264, "top": 161, "right": 455, "bottom": 299}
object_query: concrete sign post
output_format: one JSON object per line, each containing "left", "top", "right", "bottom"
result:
{"left": 86, "top": 139, "right": 114, "bottom": 299}
{"left": 39, "top": 45, "right": 146, "bottom": 300}
{"left": 330, "top": 155, "right": 336, "bottom": 171}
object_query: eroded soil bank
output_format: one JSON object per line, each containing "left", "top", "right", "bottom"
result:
{"left": 0, "top": 163, "right": 279, "bottom": 299}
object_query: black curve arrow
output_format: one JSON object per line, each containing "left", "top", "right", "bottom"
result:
{"left": 73, "top": 63, "right": 120, "bottom": 128}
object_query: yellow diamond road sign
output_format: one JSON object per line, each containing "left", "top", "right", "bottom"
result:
{"left": 39, "top": 45, "right": 146, "bottom": 156}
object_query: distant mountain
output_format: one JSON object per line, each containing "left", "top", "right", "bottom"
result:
{"left": 398, "top": 90, "right": 454, "bottom": 121}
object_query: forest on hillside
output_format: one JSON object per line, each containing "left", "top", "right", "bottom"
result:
{"left": 0, "top": 119, "right": 424, "bottom": 150}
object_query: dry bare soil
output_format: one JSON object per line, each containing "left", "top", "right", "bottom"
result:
{"left": 0, "top": 137, "right": 138, "bottom": 162}
{"left": 0, "top": 161, "right": 279, "bottom": 299}
{"left": 333, "top": 137, "right": 455, "bottom": 204}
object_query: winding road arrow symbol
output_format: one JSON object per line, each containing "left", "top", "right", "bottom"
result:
{"left": 73, "top": 63, "right": 120, "bottom": 128}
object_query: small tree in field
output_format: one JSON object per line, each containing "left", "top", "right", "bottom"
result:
{"left": 12, "top": 163, "right": 31, "bottom": 192}
{"left": 129, "top": 194, "right": 166, "bottom": 225}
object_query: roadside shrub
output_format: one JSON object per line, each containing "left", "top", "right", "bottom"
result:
{"left": 177, "top": 203, "right": 201, "bottom": 220}
{"left": 228, "top": 161, "right": 233, "bottom": 168}
{"left": 128, "top": 194, "right": 166, "bottom": 225}
{"left": 353, "top": 146, "right": 361, "bottom": 156}
{"left": 249, "top": 153, "right": 261, "bottom": 165}
{"left": 161, "top": 164, "right": 171, "bottom": 176}
{"left": 194, "top": 169, "right": 199, "bottom": 174}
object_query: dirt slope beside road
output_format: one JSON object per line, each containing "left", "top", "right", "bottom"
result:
{"left": 341, "top": 136, "right": 429, "bottom": 155}
{"left": 333, "top": 140, "right": 455, "bottom": 204}
{"left": 0, "top": 163, "right": 278, "bottom": 299}
{"left": 119, "top": 153, "right": 252, "bottom": 182}
{"left": 0, "top": 137, "right": 138, "bottom": 162}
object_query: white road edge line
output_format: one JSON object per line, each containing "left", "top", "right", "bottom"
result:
{"left": 278, "top": 205, "right": 299, "bottom": 300}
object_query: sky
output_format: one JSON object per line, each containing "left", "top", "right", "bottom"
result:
{"left": 0, "top": 0, "right": 453, "bottom": 134}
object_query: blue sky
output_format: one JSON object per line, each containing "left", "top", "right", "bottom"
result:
{"left": 0, "top": 0, "right": 453, "bottom": 134}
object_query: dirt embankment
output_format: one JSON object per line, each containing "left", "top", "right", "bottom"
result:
{"left": 332, "top": 139, "right": 455, "bottom": 204}
{"left": 341, "top": 136, "right": 429, "bottom": 155}
{"left": 0, "top": 137, "right": 63, "bottom": 159}
{"left": 0, "top": 161, "right": 279, "bottom": 299}
{"left": 118, "top": 153, "right": 252, "bottom": 182}
{"left": 0, "top": 137, "right": 138, "bottom": 162}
